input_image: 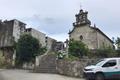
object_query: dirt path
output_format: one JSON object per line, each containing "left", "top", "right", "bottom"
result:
{"left": 0, "top": 69, "right": 85, "bottom": 80}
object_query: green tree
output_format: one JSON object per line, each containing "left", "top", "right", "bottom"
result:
{"left": 68, "top": 39, "right": 88, "bottom": 58}
{"left": 16, "top": 34, "right": 42, "bottom": 66}
{"left": 116, "top": 37, "right": 120, "bottom": 50}
{"left": 88, "top": 45, "right": 116, "bottom": 58}
{"left": 39, "top": 47, "right": 47, "bottom": 55}
{"left": 95, "top": 47, "right": 115, "bottom": 58}
{"left": 115, "top": 37, "right": 120, "bottom": 56}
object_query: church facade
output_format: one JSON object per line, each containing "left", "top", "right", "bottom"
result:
{"left": 69, "top": 9, "right": 114, "bottom": 49}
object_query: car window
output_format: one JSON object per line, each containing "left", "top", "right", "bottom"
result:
{"left": 119, "top": 59, "right": 120, "bottom": 65}
{"left": 102, "top": 60, "right": 116, "bottom": 67}
{"left": 95, "top": 59, "right": 106, "bottom": 66}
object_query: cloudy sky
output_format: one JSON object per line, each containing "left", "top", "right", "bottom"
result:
{"left": 0, "top": 0, "right": 120, "bottom": 41}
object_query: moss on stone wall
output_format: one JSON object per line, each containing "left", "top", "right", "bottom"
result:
{"left": 0, "top": 50, "right": 12, "bottom": 68}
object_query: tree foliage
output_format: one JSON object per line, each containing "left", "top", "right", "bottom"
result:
{"left": 68, "top": 39, "right": 88, "bottom": 58}
{"left": 95, "top": 47, "right": 115, "bottom": 58}
{"left": 116, "top": 37, "right": 120, "bottom": 50}
{"left": 16, "top": 34, "right": 43, "bottom": 65}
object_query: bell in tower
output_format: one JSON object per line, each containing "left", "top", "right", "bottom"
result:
{"left": 73, "top": 9, "right": 91, "bottom": 27}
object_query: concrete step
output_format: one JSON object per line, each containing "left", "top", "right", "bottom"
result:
{"left": 34, "top": 54, "right": 57, "bottom": 73}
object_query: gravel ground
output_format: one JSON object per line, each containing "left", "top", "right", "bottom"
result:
{"left": 0, "top": 69, "right": 85, "bottom": 80}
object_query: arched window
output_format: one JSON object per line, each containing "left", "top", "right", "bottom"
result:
{"left": 80, "top": 35, "right": 83, "bottom": 40}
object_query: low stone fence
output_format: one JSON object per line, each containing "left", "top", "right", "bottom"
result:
{"left": 33, "top": 53, "right": 99, "bottom": 78}
{"left": 56, "top": 59, "right": 98, "bottom": 78}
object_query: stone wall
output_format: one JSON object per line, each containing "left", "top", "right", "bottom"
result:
{"left": 0, "top": 19, "right": 26, "bottom": 66}
{"left": 46, "top": 37, "right": 57, "bottom": 51}
{"left": 0, "top": 20, "right": 14, "bottom": 47}
{"left": 26, "top": 28, "right": 46, "bottom": 47}
{"left": 97, "top": 30, "right": 113, "bottom": 49}
{"left": 12, "top": 19, "right": 26, "bottom": 42}
{"left": 33, "top": 53, "right": 98, "bottom": 78}
{"left": 0, "top": 19, "right": 26, "bottom": 46}
{"left": 69, "top": 25, "right": 98, "bottom": 49}
{"left": 57, "top": 59, "right": 98, "bottom": 78}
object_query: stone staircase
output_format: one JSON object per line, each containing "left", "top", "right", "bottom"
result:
{"left": 34, "top": 54, "right": 57, "bottom": 73}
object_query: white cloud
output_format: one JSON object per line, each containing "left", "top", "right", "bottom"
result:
{"left": 0, "top": 0, "right": 120, "bottom": 41}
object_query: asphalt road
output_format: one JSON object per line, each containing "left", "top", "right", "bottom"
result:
{"left": 0, "top": 69, "right": 85, "bottom": 80}
{"left": 0, "top": 73, "right": 4, "bottom": 80}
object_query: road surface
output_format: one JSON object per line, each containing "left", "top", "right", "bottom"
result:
{"left": 0, "top": 69, "right": 85, "bottom": 80}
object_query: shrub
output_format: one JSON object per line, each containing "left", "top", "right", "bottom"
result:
{"left": 16, "top": 34, "right": 45, "bottom": 67}
{"left": 68, "top": 39, "right": 89, "bottom": 58}
{"left": 88, "top": 47, "right": 116, "bottom": 58}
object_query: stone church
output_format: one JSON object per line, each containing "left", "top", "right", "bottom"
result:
{"left": 69, "top": 9, "right": 114, "bottom": 49}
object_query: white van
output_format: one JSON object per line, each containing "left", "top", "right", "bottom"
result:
{"left": 83, "top": 58, "right": 120, "bottom": 80}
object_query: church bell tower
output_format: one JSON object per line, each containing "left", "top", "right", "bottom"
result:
{"left": 73, "top": 9, "right": 91, "bottom": 27}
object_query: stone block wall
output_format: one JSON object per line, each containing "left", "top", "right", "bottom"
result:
{"left": 26, "top": 28, "right": 46, "bottom": 47}
{"left": 33, "top": 53, "right": 98, "bottom": 78}
{"left": 56, "top": 59, "right": 98, "bottom": 78}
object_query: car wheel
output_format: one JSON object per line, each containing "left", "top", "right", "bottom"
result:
{"left": 95, "top": 73, "right": 104, "bottom": 80}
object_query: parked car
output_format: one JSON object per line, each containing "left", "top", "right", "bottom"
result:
{"left": 83, "top": 58, "right": 120, "bottom": 80}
